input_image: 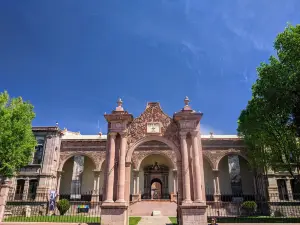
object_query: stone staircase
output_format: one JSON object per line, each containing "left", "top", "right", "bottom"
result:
{"left": 137, "top": 216, "right": 173, "bottom": 225}
{"left": 129, "top": 200, "right": 177, "bottom": 216}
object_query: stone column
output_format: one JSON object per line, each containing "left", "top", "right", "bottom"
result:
{"left": 133, "top": 175, "right": 137, "bottom": 194}
{"left": 97, "top": 171, "right": 101, "bottom": 195}
{"left": 92, "top": 171, "right": 100, "bottom": 202}
{"left": 104, "top": 132, "right": 117, "bottom": 203}
{"left": 116, "top": 133, "right": 127, "bottom": 202}
{"left": 56, "top": 171, "right": 63, "bottom": 200}
{"left": 213, "top": 170, "right": 220, "bottom": 202}
{"left": 22, "top": 178, "right": 30, "bottom": 201}
{"left": 136, "top": 173, "right": 140, "bottom": 194}
{"left": 286, "top": 179, "right": 293, "bottom": 201}
{"left": 37, "top": 135, "right": 59, "bottom": 197}
{"left": 0, "top": 179, "right": 11, "bottom": 222}
{"left": 191, "top": 131, "right": 203, "bottom": 202}
{"left": 132, "top": 170, "right": 140, "bottom": 202}
{"left": 180, "top": 132, "right": 192, "bottom": 203}
{"left": 173, "top": 170, "right": 177, "bottom": 194}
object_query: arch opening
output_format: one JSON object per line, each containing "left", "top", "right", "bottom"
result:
{"left": 130, "top": 143, "right": 177, "bottom": 201}
{"left": 59, "top": 155, "right": 96, "bottom": 201}
{"left": 218, "top": 154, "right": 255, "bottom": 201}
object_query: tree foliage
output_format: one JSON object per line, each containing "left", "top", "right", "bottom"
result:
{"left": 0, "top": 91, "right": 37, "bottom": 178}
{"left": 238, "top": 24, "right": 300, "bottom": 179}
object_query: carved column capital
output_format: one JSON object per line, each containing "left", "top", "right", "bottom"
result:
{"left": 93, "top": 170, "right": 101, "bottom": 177}
{"left": 179, "top": 131, "right": 187, "bottom": 139}
{"left": 109, "top": 132, "right": 117, "bottom": 138}
{"left": 119, "top": 132, "right": 128, "bottom": 138}
{"left": 190, "top": 130, "right": 199, "bottom": 137}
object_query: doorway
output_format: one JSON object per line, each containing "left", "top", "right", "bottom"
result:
{"left": 151, "top": 178, "right": 162, "bottom": 199}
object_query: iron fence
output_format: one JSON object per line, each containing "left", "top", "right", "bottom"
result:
{"left": 4, "top": 191, "right": 101, "bottom": 223}
{"left": 206, "top": 192, "right": 300, "bottom": 223}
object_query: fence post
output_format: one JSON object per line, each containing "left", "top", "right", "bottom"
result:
{"left": 0, "top": 179, "right": 11, "bottom": 222}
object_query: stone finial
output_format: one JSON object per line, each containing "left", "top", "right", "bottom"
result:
{"left": 56, "top": 121, "right": 59, "bottom": 127}
{"left": 184, "top": 96, "right": 190, "bottom": 106}
{"left": 182, "top": 96, "right": 192, "bottom": 111}
{"left": 210, "top": 131, "right": 214, "bottom": 138}
{"left": 115, "top": 98, "right": 124, "bottom": 112}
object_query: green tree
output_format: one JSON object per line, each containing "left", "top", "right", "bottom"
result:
{"left": 238, "top": 24, "right": 300, "bottom": 181}
{"left": 0, "top": 91, "right": 37, "bottom": 179}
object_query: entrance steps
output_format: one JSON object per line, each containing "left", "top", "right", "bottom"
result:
{"left": 137, "top": 216, "right": 172, "bottom": 225}
{"left": 129, "top": 200, "right": 177, "bottom": 216}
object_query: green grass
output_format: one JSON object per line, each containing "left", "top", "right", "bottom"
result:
{"left": 4, "top": 215, "right": 100, "bottom": 223}
{"left": 129, "top": 217, "right": 141, "bottom": 225}
{"left": 210, "top": 217, "right": 300, "bottom": 223}
{"left": 169, "top": 217, "right": 177, "bottom": 224}
{"left": 169, "top": 216, "right": 300, "bottom": 224}
{"left": 5, "top": 216, "right": 141, "bottom": 224}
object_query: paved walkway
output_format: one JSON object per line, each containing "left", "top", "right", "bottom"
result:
{"left": 138, "top": 216, "right": 172, "bottom": 225}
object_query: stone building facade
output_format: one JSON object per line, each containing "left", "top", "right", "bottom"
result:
{"left": 7, "top": 97, "right": 300, "bottom": 224}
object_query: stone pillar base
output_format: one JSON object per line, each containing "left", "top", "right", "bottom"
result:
{"left": 91, "top": 194, "right": 99, "bottom": 202}
{"left": 131, "top": 194, "right": 140, "bottom": 202}
{"left": 179, "top": 203, "right": 207, "bottom": 225}
{"left": 0, "top": 180, "right": 11, "bottom": 222}
{"left": 101, "top": 202, "right": 128, "bottom": 225}
{"left": 171, "top": 193, "right": 177, "bottom": 202}
{"left": 214, "top": 194, "right": 221, "bottom": 202}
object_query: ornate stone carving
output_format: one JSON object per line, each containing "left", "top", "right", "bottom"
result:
{"left": 127, "top": 102, "right": 180, "bottom": 148}
{"left": 203, "top": 149, "right": 248, "bottom": 170}
{"left": 59, "top": 151, "right": 106, "bottom": 171}
{"left": 132, "top": 150, "right": 177, "bottom": 170}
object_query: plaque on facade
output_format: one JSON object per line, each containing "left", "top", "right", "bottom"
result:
{"left": 146, "top": 122, "right": 161, "bottom": 134}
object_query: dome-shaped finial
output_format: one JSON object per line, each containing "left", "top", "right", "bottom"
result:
{"left": 184, "top": 96, "right": 190, "bottom": 106}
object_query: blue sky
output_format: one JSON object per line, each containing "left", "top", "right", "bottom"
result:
{"left": 0, "top": 1, "right": 299, "bottom": 135}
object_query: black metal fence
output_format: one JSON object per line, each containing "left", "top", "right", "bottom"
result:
{"left": 4, "top": 191, "right": 101, "bottom": 223}
{"left": 4, "top": 190, "right": 300, "bottom": 224}
{"left": 206, "top": 192, "right": 300, "bottom": 223}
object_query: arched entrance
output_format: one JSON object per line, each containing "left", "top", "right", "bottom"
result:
{"left": 129, "top": 140, "right": 177, "bottom": 201}
{"left": 151, "top": 178, "right": 162, "bottom": 199}
{"left": 143, "top": 162, "right": 170, "bottom": 199}
{"left": 59, "top": 155, "right": 96, "bottom": 200}
{"left": 218, "top": 154, "right": 255, "bottom": 201}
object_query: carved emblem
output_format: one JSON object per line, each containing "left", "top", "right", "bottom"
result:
{"left": 127, "top": 103, "right": 180, "bottom": 147}
{"left": 147, "top": 122, "right": 161, "bottom": 134}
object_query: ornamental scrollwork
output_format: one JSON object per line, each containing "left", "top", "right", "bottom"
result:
{"left": 127, "top": 103, "right": 180, "bottom": 148}
{"left": 132, "top": 150, "right": 177, "bottom": 170}
{"left": 59, "top": 151, "right": 106, "bottom": 171}
{"left": 203, "top": 149, "right": 248, "bottom": 170}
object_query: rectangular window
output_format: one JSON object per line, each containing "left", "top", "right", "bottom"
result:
{"left": 14, "top": 180, "right": 25, "bottom": 200}
{"left": 290, "top": 179, "right": 300, "bottom": 200}
{"left": 28, "top": 180, "right": 38, "bottom": 200}
{"left": 32, "top": 137, "right": 45, "bottom": 164}
{"left": 277, "top": 179, "right": 289, "bottom": 201}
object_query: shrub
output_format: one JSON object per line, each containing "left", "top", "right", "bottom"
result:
{"left": 57, "top": 199, "right": 70, "bottom": 215}
{"left": 240, "top": 201, "right": 257, "bottom": 216}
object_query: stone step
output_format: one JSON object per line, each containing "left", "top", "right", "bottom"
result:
{"left": 137, "top": 216, "right": 171, "bottom": 225}
{"left": 129, "top": 201, "right": 176, "bottom": 216}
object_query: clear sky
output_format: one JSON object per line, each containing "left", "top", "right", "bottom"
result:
{"left": 0, "top": 1, "right": 299, "bottom": 135}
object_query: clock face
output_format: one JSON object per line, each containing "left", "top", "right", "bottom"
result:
{"left": 147, "top": 122, "right": 160, "bottom": 133}
{"left": 115, "top": 123, "right": 121, "bottom": 128}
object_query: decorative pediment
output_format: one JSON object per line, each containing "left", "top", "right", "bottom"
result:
{"left": 127, "top": 102, "right": 180, "bottom": 147}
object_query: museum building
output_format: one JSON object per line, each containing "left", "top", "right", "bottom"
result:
{"left": 7, "top": 97, "right": 299, "bottom": 224}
